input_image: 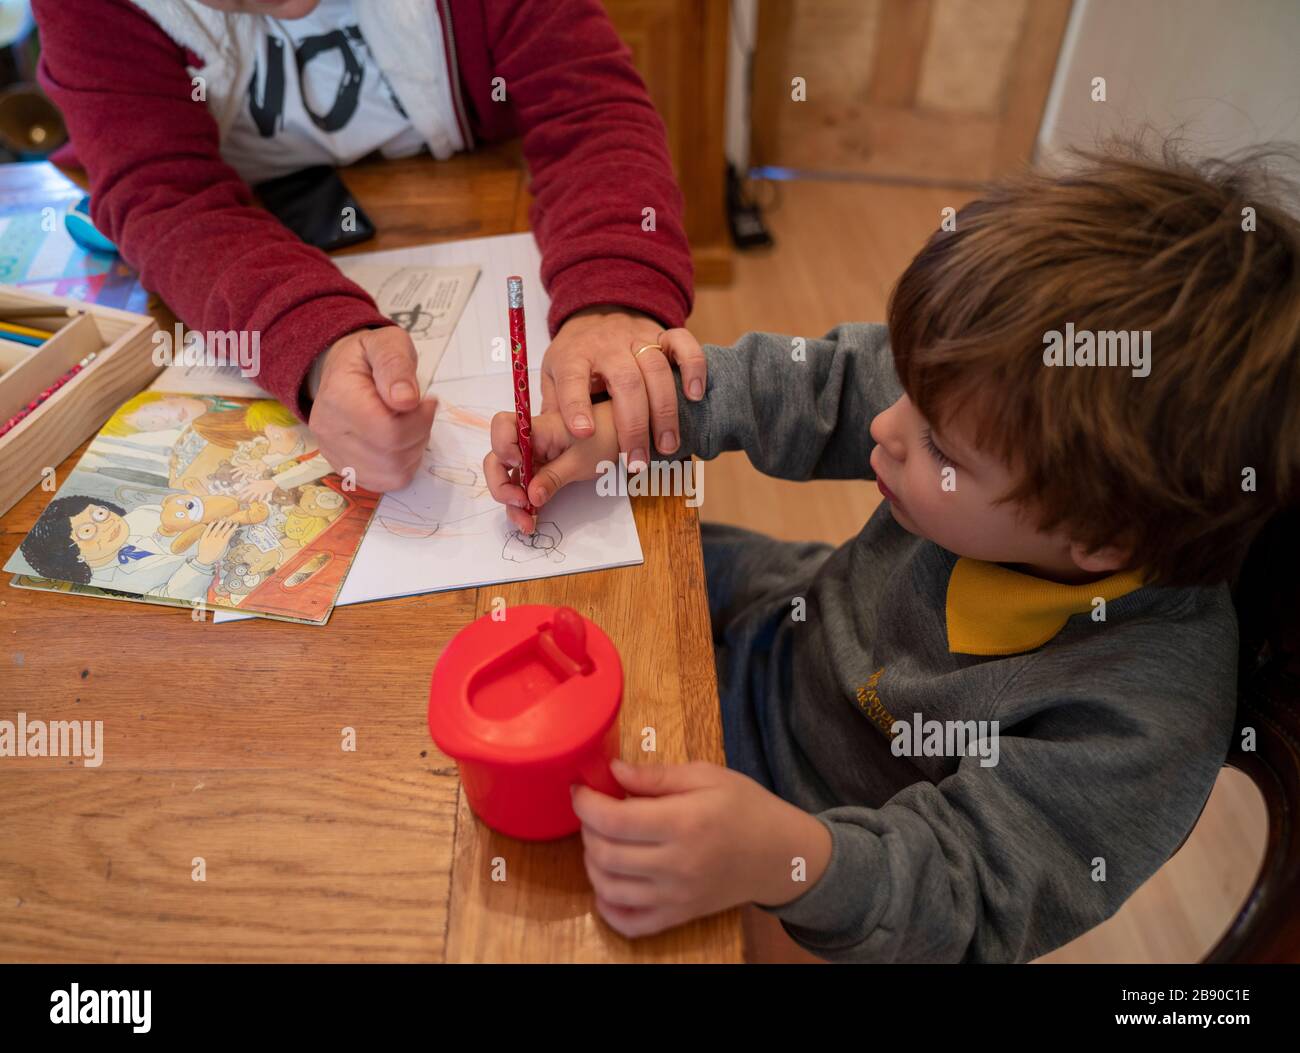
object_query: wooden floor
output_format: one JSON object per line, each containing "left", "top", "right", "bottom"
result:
{"left": 686, "top": 178, "right": 1268, "bottom": 964}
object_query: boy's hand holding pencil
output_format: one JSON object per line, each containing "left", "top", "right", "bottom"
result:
{"left": 485, "top": 327, "right": 708, "bottom": 532}
{"left": 484, "top": 399, "right": 619, "bottom": 532}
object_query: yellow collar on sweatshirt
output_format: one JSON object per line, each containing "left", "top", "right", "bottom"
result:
{"left": 945, "top": 558, "right": 1145, "bottom": 656}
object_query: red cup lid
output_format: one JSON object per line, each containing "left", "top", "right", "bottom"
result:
{"left": 429, "top": 605, "right": 622, "bottom": 763}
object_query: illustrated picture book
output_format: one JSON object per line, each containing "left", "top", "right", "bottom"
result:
{"left": 5, "top": 391, "right": 379, "bottom": 624}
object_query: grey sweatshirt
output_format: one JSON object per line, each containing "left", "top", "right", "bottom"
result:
{"left": 660, "top": 323, "right": 1239, "bottom": 963}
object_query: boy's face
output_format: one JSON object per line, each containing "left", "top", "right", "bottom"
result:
{"left": 869, "top": 395, "right": 1124, "bottom": 582}
{"left": 195, "top": 0, "right": 322, "bottom": 15}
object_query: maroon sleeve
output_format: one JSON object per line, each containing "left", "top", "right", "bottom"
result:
{"left": 482, "top": 0, "right": 695, "bottom": 336}
{"left": 31, "top": 0, "right": 392, "bottom": 419}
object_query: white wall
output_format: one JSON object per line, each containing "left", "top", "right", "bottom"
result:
{"left": 725, "top": 0, "right": 758, "bottom": 170}
{"left": 1038, "top": 0, "right": 1300, "bottom": 162}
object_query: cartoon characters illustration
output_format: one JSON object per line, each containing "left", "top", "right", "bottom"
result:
{"left": 7, "top": 395, "right": 368, "bottom": 620}
{"left": 84, "top": 393, "right": 238, "bottom": 489}
{"left": 229, "top": 406, "right": 319, "bottom": 501}
{"left": 225, "top": 541, "right": 284, "bottom": 578}
{"left": 157, "top": 486, "right": 271, "bottom": 553}
{"left": 17, "top": 496, "right": 237, "bottom": 601}
{"left": 160, "top": 399, "right": 325, "bottom": 494}
{"left": 297, "top": 484, "right": 346, "bottom": 519}
{"left": 99, "top": 392, "right": 214, "bottom": 438}
{"left": 281, "top": 484, "right": 346, "bottom": 550}
{"left": 216, "top": 565, "right": 272, "bottom": 601}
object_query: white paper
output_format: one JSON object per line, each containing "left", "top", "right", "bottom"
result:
{"left": 149, "top": 259, "right": 485, "bottom": 398}
{"left": 335, "top": 371, "right": 640, "bottom": 600}
{"left": 149, "top": 359, "right": 265, "bottom": 398}
{"left": 336, "top": 262, "right": 479, "bottom": 393}
{"left": 214, "top": 371, "right": 643, "bottom": 621}
{"left": 213, "top": 233, "right": 643, "bottom": 622}
{"left": 333, "top": 232, "right": 550, "bottom": 383}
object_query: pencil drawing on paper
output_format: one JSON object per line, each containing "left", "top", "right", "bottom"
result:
{"left": 370, "top": 399, "right": 502, "bottom": 541}
{"left": 503, "top": 521, "right": 565, "bottom": 563}
{"left": 366, "top": 397, "right": 571, "bottom": 565}
{"left": 373, "top": 459, "right": 495, "bottom": 539}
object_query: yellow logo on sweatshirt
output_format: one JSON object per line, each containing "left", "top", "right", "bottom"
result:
{"left": 855, "top": 667, "right": 895, "bottom": 736}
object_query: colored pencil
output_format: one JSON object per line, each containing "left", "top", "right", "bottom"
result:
{"left": 0, "top": 305, "right": 83, "bottom": 321}
{"left": 0, "top": 351, "right": 98, "bottom": 439}
{"left": 506, "top": 275, "right": 536, "bottom": 516}
{"left": 0, "top": 328, "right": 44, "bottom": 348}
{"left": 0, "top": 320, "right": 55, "bottom": 341}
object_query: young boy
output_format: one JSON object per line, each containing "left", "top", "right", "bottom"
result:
{"left": 483, "top": 147, "right": 1300, "bottom": 963}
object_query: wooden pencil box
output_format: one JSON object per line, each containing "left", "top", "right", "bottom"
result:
{"left": 0, "top": 286, "right": 159, "bottom": 519}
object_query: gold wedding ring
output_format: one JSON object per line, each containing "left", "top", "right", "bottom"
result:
{"left": 633, "top": 343, "right": 662, "bottom": 359}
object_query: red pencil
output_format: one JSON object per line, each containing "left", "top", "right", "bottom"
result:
{"left": 506, "top": 276, "right": 536, "bottom": 515}
{"left": 0, "top": 351, "right": 98, "bottom": 439}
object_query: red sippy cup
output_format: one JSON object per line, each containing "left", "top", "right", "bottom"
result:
{"left": 428, "top": 605, "right": 624, "bottom": 840}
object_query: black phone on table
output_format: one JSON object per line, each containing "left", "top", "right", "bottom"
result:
{"left": 254, "top": 165, "right": 376, "bottom": 251}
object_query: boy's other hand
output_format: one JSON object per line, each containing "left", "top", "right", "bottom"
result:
{"left": 572, "top": 760, "right": 833, "bottom": 939}
{"left": 483, "top": 400, "right": 619, "bottom": 533}
{"left": 307, "top": 327, "right": 437, "bottom": 493}
{"left": 541, "top": 308, "right": 706, "bottom": 469}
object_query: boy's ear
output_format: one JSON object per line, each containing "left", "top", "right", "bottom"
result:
{"left": 1068, "top": 540, "right": 1130, "bottom": 575}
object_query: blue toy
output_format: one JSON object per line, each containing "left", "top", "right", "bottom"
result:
{"left": 64, "top": 194, "right": 118, "bottom": 255}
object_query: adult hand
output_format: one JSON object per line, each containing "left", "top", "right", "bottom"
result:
{"left": 307, "top": 327, "right": 438, "bottom": 493}
{"left": 541, "top": 306, "right": 706, "bottom": 472}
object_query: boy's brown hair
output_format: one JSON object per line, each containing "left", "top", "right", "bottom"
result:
{"left": 888, "top": 141, "right": 1300, "bottom": 588}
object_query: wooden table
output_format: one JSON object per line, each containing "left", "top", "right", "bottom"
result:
{"left": 0, "top": 147, "right": 741, "bottom": 963}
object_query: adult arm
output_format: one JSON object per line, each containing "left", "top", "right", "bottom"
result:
{"left": 482, "top": 0, "right": 693, "bottom": 335}
{"left": 32, "top": 0, "right": 392, "bottom": 419}
{"left": 481, "top": 0, "right": 695, "bottom": 461}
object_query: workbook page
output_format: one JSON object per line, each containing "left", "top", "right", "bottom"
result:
{"left": 199, "top": 233, "right": 644, "bottom": 621}
{"left": 214, "top": 370, "right": 643, "bottom": 621}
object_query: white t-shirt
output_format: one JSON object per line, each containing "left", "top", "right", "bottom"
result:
{"left": 221, "top": 0, "right": 427, "bottom": 184}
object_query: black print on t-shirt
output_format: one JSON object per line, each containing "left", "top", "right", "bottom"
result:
{"left": 248, "top": 24, "right": 405, "bottom": 138}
